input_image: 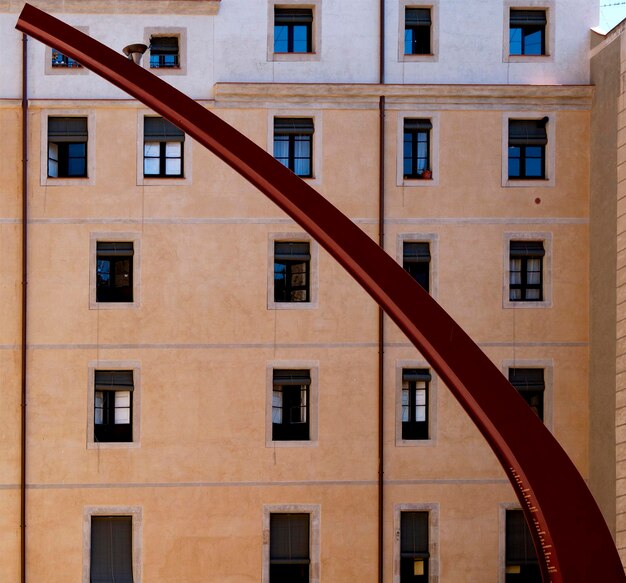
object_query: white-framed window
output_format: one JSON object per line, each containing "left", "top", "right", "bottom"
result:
{"left": 83, "top": 506, "right": 142, "bottom": 583}
{"left": 269, "top": 110, "right": 322, "bottom": 184}
{"left": 397, "top": 233, "right": 439, "bottom": 298}
{"left": 502, "top": 0, "right": 554, "bottom": 63}
{"left": 268, "top": 0, "right": 322, "bottom": 62}
{"left": 143, "top": 27, "right": 187, "bottom": 75}
{"left": 502, "top": 359, "right": 553, "bottom": 429}
{"left": 398, "top": 1, "right": 439, "bottom": 62}
{"left": 262, "top": 504, "right": 321, "bottom": 583}
{"left": 502, "top": 232, "right": 552, "bottom": 309}
{"left": 268, "top": 233, "right": 319, "bottom": 310}
{"left": 502, "top": 112, "right": 555, "bottom": 187}
{"left": 393, "top": 503, "right": 439, "bottom": 583}
{"left": 397, "top": 112, "right": 440, "bottom": 187}
{"left": 395, "top": 360, "right": 438, "bottom": 446}
{"left": 136, "top": 112, "right": 192, "bottom": 185}
{"left": 87, "top": 360, "right": 141, "bottom": 449}
{"left": 89, "top": 233, "right": 142, "bottom": 310}
{"left": 266, "top": 360, "right": 319, "bottom": 447}
{"left": 40, "top": 110, "right": 96, "bottom": 186}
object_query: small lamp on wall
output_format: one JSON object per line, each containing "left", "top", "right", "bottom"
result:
{"left": 122, "top": 43, "right": 148, "bottom": 65}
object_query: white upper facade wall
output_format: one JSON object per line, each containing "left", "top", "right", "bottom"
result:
{"left": 0, "top": 0, "right": 598, "bottom": 100}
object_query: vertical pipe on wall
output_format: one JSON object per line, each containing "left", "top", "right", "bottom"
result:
{"left": 20, "top": 32, "right": 28, "bottom": 583}
{"left": 378, "top": 1, "right": 386, "bottom": 582}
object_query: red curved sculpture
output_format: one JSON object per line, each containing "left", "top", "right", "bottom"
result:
{"left": 16, "top": 4, "right": 625, "bottom": 581}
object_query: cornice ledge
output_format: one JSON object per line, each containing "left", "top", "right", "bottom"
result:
{"left": 214, "top": 83, "right": 593, "bottom": 108}
{"left": 1, "top": 0, "right": 220, "bottom": 15}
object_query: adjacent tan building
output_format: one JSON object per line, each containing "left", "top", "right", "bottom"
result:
{"left": 0, "top": 0, "right": 620, "bottom": 581}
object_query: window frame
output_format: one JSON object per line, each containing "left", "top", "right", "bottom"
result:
{"left": 503, "top": 360, "right": 553, "bottom": 429}
{"left": 397, "top": 233, "right": 438, "bottom": 298}
{"left": 136, "top": 112, "right": 192, "bottom": 185}
{"left": 40, "top": 110, "right": 95, "bottom": 186}
{"left": 87, "top": 361, "right": 141, "bottom": 449}
{"left": 393, "top": 503, "right": 439, "bottom": 583}
{"left": 269, "top": 110, "right": 322, "bottom": 184}
{"left": 83, "top": 506, "right": 142, "bottom": 583}
{"left": 395, "top": 360, "right": 438, "bottom": 446}
{"left": 502, "top": 1, "right": 554, "bottom": 63}
{"left": 502, "top": 233, "right": 552, "bottom": 309}
{"left": 262, "top": 504, "right": 320, "bottom": 583}
{"left": 397, "top": 112, "right": 440, "bottom": 187}
{"left": 502, "top": 112, "right": 555, "bottom": 188}
{"left": 499, "top": 504, "right": 541, "bottom": 583}
{"left": 143, "top": 27, "right": 187, "bottom": 76}
{"left": 45, "top": 26, "right": 89, "bottom": 75}
{"left": 266, "top": 361, "right": 319, "bottom": 447}
{"left": 398, "top": 1, "right": 439, "bottom": 62}
{"left": 268, "top": 1, "right": 322, "bottom": 62}
{"left": 268, "top": 233, "right": 319, "bottom": 310}
{"left": 90, "top": 233, "right": 141, "bottom": 310}
{"left": 273, "top": 118, "right": 314, "bottom": 178}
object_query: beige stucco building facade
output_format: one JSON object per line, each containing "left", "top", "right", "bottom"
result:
{"left": 0, "top": 0, "right": 621, "bottom": 581}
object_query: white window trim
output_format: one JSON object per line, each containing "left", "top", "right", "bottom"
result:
{"left": 143, "top": 27, "right": 188, "bottom": 76}
{"left": 502, "top": 112, "right": 555, "bottom": 187}
{"left": 398, "top": 1, "right": 439, "bottom": 62}
{"left": 267, "top": 0, "right": 322, "bottom": 62}
{"left": 268, "top": 109, "right": 322, "bottom": 185}
{"left": 393, "top": 503, "right": 439, "bottom": 583}
{"left": 396, "top": 111, "right": 440, "bottom": 187}
{"left": 266, "top": 360, "right": 319, "bottom": 447}
{"left": 396, "top": 232, "right": 439, "bottom": 299}
{"left": 395, "top": 360, "right": 438, "bottom": 447}
{"left": 136, "top": 112, "right": 192, "bottom": 186}
{"left": 83, "top": 506, "right": 142, "bottom": 583}
{"left": 87, "top": 360, "right": 141, "bottom": 449}
{"left": 40, "top": 110, "right": 95, "bottom": 186}
{"left": 262, "top": 504, "right": 321, "bottom": 583}
{"left": 502, "top": 231, "right": 552, "bottom": 308}
{"left": 268, "top": 232, "right": 319, "bottom": 310}
{"left": 45, "top": 26, "right": 89, "bottom": 75}
{"left": 502, "top": 359, "right": 554, "bottom": 430}
{"left": 502, "top": 0, "right": 555, "bottom": 63}
{"left": 89, "top": 232, "right": 142, "bottom": 310}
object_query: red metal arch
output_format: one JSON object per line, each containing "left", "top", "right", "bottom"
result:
{"left": 16, "top": 5, "right": 625, "bottom": 581}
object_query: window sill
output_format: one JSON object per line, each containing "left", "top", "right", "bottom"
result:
{"left": 400, "top": 176, "right": 439, "bottom": 188}
{"left": 268, "top": 301, "right": 319, "bottom": 310}
{"left": 396, "top": 438, "right": 436, "bottom": 447}
{"left": 87, "top": 441, "right": 140, "bottom": 450}
{"left": 399, "top": 53, "right": 438, "bottom": 63}
{"left": 269, "top": 51, "right": 320, "bottom": 62}
{"left": 503, "top": 176, "right": 553, "bottom": 188}
{"left": 503, "top": 299, "right": 552, "bottom": 309}
{"left": 89, "top": 301, "right": 140, "bottom": 310}
{"left": 266, "top": 439, "right": 318, "bottom": 448}
{"left": 503, "top": 53, "right": 553, "bottom": 63}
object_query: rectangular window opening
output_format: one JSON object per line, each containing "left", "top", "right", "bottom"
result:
{"left": 508, "top": 118, "right": 547, "bottom": 180}
{"left": 51, "top": 48, "right": 82, "bottom": 68}
{"left": 509, "top": 368, "right": 544, "bottom": 421}
{"left": 509, "top": 9, "right": 546, "bottom": 56}
{"left": 505, "top": 509, "right": 541, "bottom": 582}
{"left": 400, "top": 511, "right": 430, "bottom": 582}
{"left": 90, "top": 515, "right": 134, "bottom": 583}
{"left": 47, "top": 117, "right": 87, "bottom": 178}
{"left": 144, "top": 117, "right": 184, "bottom": 177}
{"left": 272, "top": 369, "right": 311, "bottom": 441}
{"left": 270, "top": 513, "right": 310, "bottom": 583}
{"left": 274, "top": 241, "right": 311, "bottom": 303}
{"left": 274, "top": 8, "right": 313, "bottom": 53}
{"left": 401, "top": 369, "right": 430, "bottom": 440}
{"left": 509, "top": 241, "right": 544, "bottom": 302}
{"left": 405, "top": 8, "right": 431, "bottom": 55}
{"left": 403, "top": 242, "right": 430, "bottom": 292}
{"left": 149, "top": 36, "right": 180, "bottom": 68}
{"left": 96, "top": 242, "right": 134, "bottom": 304}
{"left": 403, "top": 119, "right": 432, "bottom": 179}
{"left": 273, "top": 118, "right": 314, "bottom": 178}
{"left": 94, "top": 370, "right": 134, "bottom": 443}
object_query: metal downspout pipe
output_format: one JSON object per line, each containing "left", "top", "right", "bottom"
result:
{"left": 20, "top": 31, "right": 28, "bottom": 583}
{"left": 378, "top": 1, "right": 385, "bottom": 582}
